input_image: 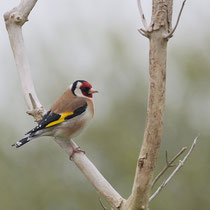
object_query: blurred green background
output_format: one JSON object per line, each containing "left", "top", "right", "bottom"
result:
{"left": 1, "top": 1, "right": 210, "bottom": 209}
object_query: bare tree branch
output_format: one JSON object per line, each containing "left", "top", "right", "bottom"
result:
{"left": 165, "top": 0, "right": 186, "bottom": 39}
{"left": 137, "top": 0, "right": 148, "bottom": 29}
{"left": 137, "top": 28, "right": 150, "bottom": 38}
{"left": 152, "top": 147, "right": 187, "bottom": 188}
{"left": 149, "top": 136, "right": 199, "bottom": 202}
{"left": 4, "top": 1, "right": 125, "bottom": 209}
{"left": 121, "top": 1, "right": 173, "bottom": 209}
{"left": 5, "top": 0, "right": 193, "bottom": 209}
{"left": 4, "top": 0, "right": 44, "bottom": 121}
{"left": 55, "top": 139, "right": 124, "bottom": 209}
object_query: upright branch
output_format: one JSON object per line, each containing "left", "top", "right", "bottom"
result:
{"left": 137, "top": 0, "right": 148, "bottom": 30}
{"left": 165, "top": 0, "right": 187, "bottom": 39}
{"left": 122, "top": 1, "right": 173, "bottom": 209}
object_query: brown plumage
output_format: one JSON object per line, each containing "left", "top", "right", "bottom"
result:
{"left": 12, "top": 80, "right": 98, "bottom": 156}
{"left": 51, "top": 89, "right": 88, "bottom": 114}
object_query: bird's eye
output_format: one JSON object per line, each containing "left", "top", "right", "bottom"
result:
{"left": 81, "top": 86, "right": 90, "bottom": 92}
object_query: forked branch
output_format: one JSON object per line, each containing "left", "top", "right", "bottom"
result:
{"left": 5, "top": 0, "right": 194, "bottom": 210}
{"left": 149, "top": 136, "right": 199, "bottom": 202}
{"left": 123, "top": 1, "right": 173, "bottom": 209}
{"left": 4, "top": 1, "right": 125, "bottom": 209}
{"left": 152, "top": 147, "right": 187, "bottom": 188}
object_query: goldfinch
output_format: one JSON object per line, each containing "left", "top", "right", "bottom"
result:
{"left": 12, "top": 80, "right": 98, "bottom": 157}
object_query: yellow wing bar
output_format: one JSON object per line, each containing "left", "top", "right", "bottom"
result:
{"left": 46, "top": 112, "right": 73, "bottom": 128}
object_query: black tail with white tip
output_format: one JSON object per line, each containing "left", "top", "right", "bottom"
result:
{"left": 12, "top": 136, "right": 32, "bottom": 148}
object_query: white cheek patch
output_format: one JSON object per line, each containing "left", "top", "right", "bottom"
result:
{"left": 74, "top": 82, "right": 83, "bottom": 96}
{"left": 76, "top": 82, "right": 81, "bottom": 89}
{"left": 74, "top": 88, "right": 83, "bottom": 97}
{"left": 69, "top": 82, "right": 82, "bottom": 96}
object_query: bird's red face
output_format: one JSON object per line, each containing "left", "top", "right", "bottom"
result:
{"left": 71, "top": 80, "right": 98, "bottom": 98}
{"left": 80, "top": 82, "right": 98, "bottom": 98}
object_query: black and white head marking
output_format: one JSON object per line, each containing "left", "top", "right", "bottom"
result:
{"left": 70, "top": 80, "right": 87, "bottom": 97}
{"left": 70, "top": 80, "right": 96, "bottom": 98}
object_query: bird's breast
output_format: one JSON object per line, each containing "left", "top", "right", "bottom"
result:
{"left": 54, "top": 106, "right": 93, "bottom": 139}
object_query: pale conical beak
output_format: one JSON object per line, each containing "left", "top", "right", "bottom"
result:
{"left": 89, "top": 88, "right": 99, "bottom": 94}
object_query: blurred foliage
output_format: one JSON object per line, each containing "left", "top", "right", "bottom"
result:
{"left": 1, "top": 22, "right": 210, "bottom": 210}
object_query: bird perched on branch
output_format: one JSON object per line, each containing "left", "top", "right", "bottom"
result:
{"left": 12, "top": 80, "right": 98, "bottom": 158}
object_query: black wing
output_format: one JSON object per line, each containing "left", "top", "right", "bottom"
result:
{"left": 26, "top": 103, "right": 87, "bottom": 135}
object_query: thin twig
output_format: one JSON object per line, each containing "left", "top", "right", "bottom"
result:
{"left": 137, "top": 0, "right": 148, "bottom": 29}
{"left": 149, "top": 136, "right": 199, "bottom": 202}
{"left": 165, "top": 0, "right": 187, "bottom": 39}
{"left": 137, "top": 28, "right": 149, "bottom": 38}
{"left": 29, "top": 93, "right": 36, "bottom": 109}
{"left": 165, "top": 150, "right": 169, "bottom": 165}
{"left": 99, "top": 198, "right": 108, "bottom": 210}
{"left": 152, "top": 147, "right": 187, "bottom": 188}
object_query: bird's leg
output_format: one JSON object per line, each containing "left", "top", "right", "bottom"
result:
{"left": 69, "top": 141, "right": 85, "bottom": 160}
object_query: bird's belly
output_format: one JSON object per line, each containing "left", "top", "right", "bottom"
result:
{"left": 53, "top": 111, "right": 92, "bottom": 139}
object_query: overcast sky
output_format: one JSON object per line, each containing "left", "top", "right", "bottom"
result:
{"left": 1, "top": 0, "right": 209, "bottom": 118}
